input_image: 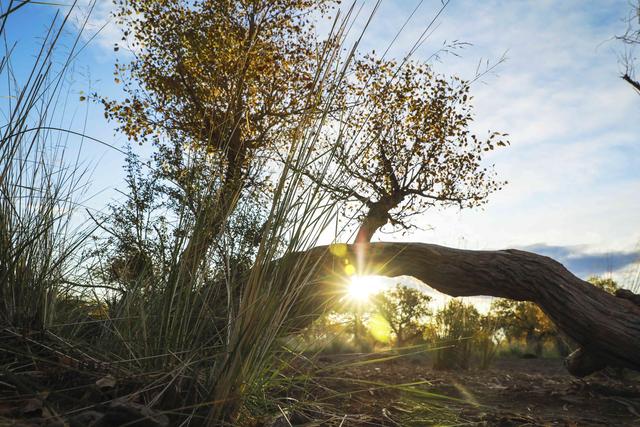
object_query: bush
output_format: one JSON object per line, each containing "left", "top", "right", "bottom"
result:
{"left": 427, "top": 300, "right": 502, "bottom": 370}
{"left": 474, "top": 316, "right": 500, "bottom": 369}
{"left": 428, "top": 300, "right": 479, "bottom": 370}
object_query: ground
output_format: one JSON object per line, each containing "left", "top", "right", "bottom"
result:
{"left": 281, "top": 354, "right": 640, "bottom": 426}
{"left": 2, "top": 329, "right": 640, "bottom": 426}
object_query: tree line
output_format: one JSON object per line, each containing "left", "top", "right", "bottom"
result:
{"left": 301, "top": 277, "right": 620, "bottom": 370}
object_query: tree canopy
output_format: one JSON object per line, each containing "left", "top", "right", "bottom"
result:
{"left": 101, "top": 0, "right": 344, "bottom": 294}
{"left": 311, "top": 55, "right": 508, "bottom": 242}
{"left": 372, "top": 284, "right": 432, "bottom": 346}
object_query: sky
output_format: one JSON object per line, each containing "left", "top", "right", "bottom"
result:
{"left": 4, "top": 0, "right": 639, "bottom": 288}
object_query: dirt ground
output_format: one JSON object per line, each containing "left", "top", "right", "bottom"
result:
{"left": 2, "top": 329, "right": 639, "bottom": 426}
{"left": 291, "top": 355, "right": 640, "bottom": 426}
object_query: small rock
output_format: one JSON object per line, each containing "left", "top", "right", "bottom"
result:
{"left": 95, "top": 374, "right": 117, "bottom": 390}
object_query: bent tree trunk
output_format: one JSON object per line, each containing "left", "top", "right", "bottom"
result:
{"left": 286, "top": 242, "right": 640, "bottom": 376}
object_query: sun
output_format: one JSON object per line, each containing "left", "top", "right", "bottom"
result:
{"left": 347, "top": 275, "right": 387, "bottom": 302}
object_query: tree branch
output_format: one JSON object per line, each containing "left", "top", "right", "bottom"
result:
{"left": 285, "top": 242, "right": 640, "bottom": 375}
{"left": 623, "top": 73, "right": 640, "bottom": 93}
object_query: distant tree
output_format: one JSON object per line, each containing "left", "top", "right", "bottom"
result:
{"left": 490, "top": 279, "right": 620, "bottom": 358}
{"left": 372, "top": 284, "right": 432, "bottom": 347}
{"left": 96, "top": 153, "right": 163, "bottom": 288}
{"left": 587, "top": 276, "right": 619, "bottom": 294}
{"left": 311, "top": 55, "right": 509, "bottom": 243}
{"left": 490, "top": 299, "right": 556, "bottom": 357}
{"left": 491, "top": 277, "right": 618, "bottom": 356}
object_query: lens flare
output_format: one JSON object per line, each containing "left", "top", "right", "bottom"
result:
{"left": 368, "top": 313, "right": 392, "bottom": 343}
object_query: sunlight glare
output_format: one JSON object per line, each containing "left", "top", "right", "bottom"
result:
{"left": 347, "top": 275, "right": 387, "bottom": 302}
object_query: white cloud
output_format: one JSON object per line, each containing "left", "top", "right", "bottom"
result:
{"left": 65, "top": 0, "right": 122, "bottom": 59}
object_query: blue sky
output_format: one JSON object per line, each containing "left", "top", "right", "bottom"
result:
{"left": 4, "top": 0, "right": 639, "bottom": 286}
{"left": 352, "top": 1, "right": 640, "bottom": 285}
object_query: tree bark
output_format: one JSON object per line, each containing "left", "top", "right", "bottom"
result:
{"left": 354, "top": 197, "right": 402, "bottom": 244}
{"left": 285, "top": 242, "right": 640, "bottom": 376}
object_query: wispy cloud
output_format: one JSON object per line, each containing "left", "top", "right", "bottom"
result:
{"left": 64, "top": 0, "right": 121, "bottom": 60}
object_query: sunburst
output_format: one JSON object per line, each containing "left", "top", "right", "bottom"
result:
{"left": 346, "top": 275, "right": 387, "bottom": 302}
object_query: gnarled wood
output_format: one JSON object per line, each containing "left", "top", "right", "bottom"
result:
{"left": 564, "top": 348, "right": 606, "bottom": 377}
{"left": 286, "top": 242, "right": 640, "bottom": 375}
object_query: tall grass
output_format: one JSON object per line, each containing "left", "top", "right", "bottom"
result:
{"left": 0, "top": 1, "right": 469, "bottom": 425}
{"left": 77, "top": 4, "right": 377, "bottom": 424}
{"left": 0, "top": 2, "right": 94, "bottom": 331}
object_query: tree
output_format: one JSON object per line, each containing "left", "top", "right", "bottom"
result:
{"left": 618, "top": 1, "right": 640, "bottom": 93}
{"left": 372, "top": 284, "right": 432, "bottom": 347}
{"left": 279, "top": 242, "right": 640, "bottom": 376}
{"left": 491, "top": 299, "right": 556, "bottom": 357}
{"left": 102, "top": 0, "right": 337, "bottom": 290}
{"left": 311, "top": 55, "right": 508, "bottom": 243}
{"left": 93, "top": 152, "right": 167, "bottom": 291}
{"left": 490, "top": 277, "right": 620, "bottom": 357}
